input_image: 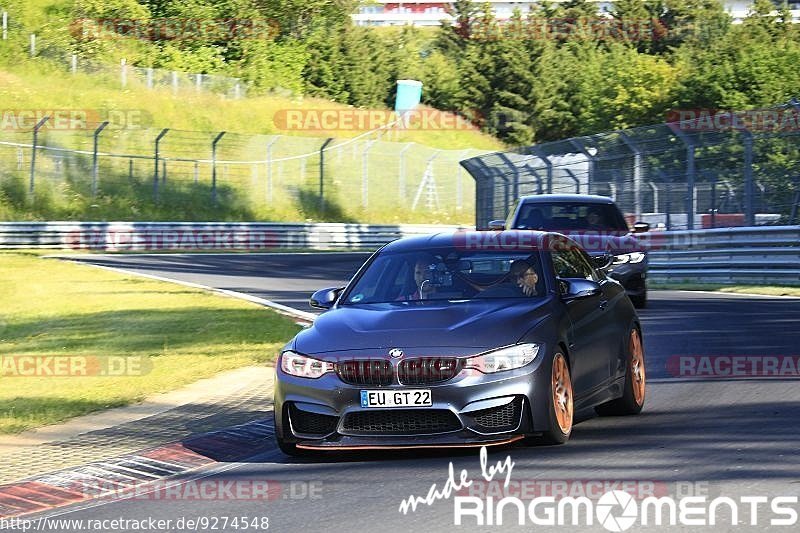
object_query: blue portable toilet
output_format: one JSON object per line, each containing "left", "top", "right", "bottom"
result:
{"left": 395, "top": 79, "right": 423, "bottom": 114}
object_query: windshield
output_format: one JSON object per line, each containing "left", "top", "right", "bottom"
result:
{"left": 343, "top": 249, "right": 546, "bottom": 305}
{"left": 513, "top": 202, "right": 629, "bottom": 232}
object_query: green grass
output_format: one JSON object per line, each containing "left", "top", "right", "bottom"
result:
{"left": 651, "top": 283, "right": 800, "bottom": 297}
{"left": 0, "top": 63, "right": 500, "bottom": 224}
{"left": 0, "top": 251, "right": 302, "bottom": 434}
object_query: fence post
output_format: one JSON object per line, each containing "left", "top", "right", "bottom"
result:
{"left": 153, "top": 128, "right": 169, "bottom": 201}
{"left": 568, "top": 139, "right": 597, "bottom": 193}
{"left": 319, "top": 138, "right": 334, "bottom": 214}
{"left": 398, "top": 143, "right": 413, "bottom": 202}
{"left": 91, "top": 121, "right": 109, "bottom": 197}
{"left": 195, "top": 73, "right": 202, "bottom": 92}
{"left": 29, "top": 33, "right": 35, "bottom": 57}
{"left": 2, "top": 11, "right": 7, "bottom": 40}
{"left": 171, "top": 71, "right": 178, "bottom": 94}
{"left": 669, "top": 126, "right": 696, "bottom": 229}
{"left": 71, "top": 54, "right": 77, "bottom": 74}
{"left": 146, "top": 68, "right": 153, "bottom": 88}
{"left": 265, "top": 137, "right": 279, "bottom": 204}
{"left": 362, "top": 141, "right": 376, "bottom": 209}
{"left": 618, "top": 132, "right": 643, "bottom": 219}
{"left": 120, "top": 58, "right": 127, "bottom": 87}
{"left": 211, "top": 131, "right": 226, "bottom": 206}
{"left": 531, "top": 147, "right": 552, "bottom": 194}
{"left": 742, "top": 129, "right": 755, "bottom": 226}
{"left": 29, "top": 116, "right": 49, "bottom": 196}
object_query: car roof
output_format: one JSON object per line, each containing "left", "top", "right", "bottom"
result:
{"left": 382, "top": 230, "right": 557, "bottom": 253}
{"left": 518, "top": 194, "right": 615, "bottom": 204}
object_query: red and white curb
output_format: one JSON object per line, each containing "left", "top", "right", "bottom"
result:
{"left": 0, "top": 420, "right": 276, "bottom": 519}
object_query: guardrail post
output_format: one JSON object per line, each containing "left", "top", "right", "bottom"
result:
{"left": 319, "top": 138, "right": 334, "bottom": 214}
{"left": 742, "top": 129, "right": 755, "bottom": 226}
{"left": 211, "top": 131, "right": 226, "bottom": 206}
{"left": 29, "top": 115, "right": 49, "bottom": 196}
{"left": 668, "top": 125, "right": 696, "bottom": 229}
{"left": 153, "top": 128, "right": 169, "bottom": 201}
{"left": 91, "top": 121, "right": 109, "bottom": 197}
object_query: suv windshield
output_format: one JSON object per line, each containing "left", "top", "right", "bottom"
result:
{"left": 511, "top": 202, "right": 629, "bottom": 232}
{"left": 343, "top": 249, "right": 545, "bottom": 305}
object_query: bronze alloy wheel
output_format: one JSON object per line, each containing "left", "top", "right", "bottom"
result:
{"left": 630, "top": 329, "right": 646, "bottom": 406}
{"left": 551, "top": 353, "right": 573, "bottom": 435}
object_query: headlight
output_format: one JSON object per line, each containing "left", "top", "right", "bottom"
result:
{"left": 613, "top": 252, "right": 646, "bottom": 265}
{"left": 280, "top": 351, "right": 333, "bottom": 379}
{"left": 464, "top": 343, "right": 539, "bottom": 374}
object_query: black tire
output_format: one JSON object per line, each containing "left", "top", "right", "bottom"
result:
{"left": 595, "top": 326, "right": 646, "bottom": 416}
{"left": 630, "top": 289, "right": 647, "bottom": 309}
{"left": 529, "top": 352, "right": 573, "bottom": 445}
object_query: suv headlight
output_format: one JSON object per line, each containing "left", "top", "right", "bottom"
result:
{"left": 464, "top": 343, "right": 539, "bottom": 374}
{"left": 280, "top": 351, "right": 333, "bottom": 378}
{"left": 613, "top": 252, "right": 646, "bottom": 265}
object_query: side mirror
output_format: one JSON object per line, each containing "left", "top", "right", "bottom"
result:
{"left": 559, "top": 278, "right": 602, "bottom": 301}
{"left": 632, "top": 222, "right": 650, "bottom": 234}
{"left": 488, "top": 220, "right": 506, "bottom": 230}
{"left": 309, "top": 287, "right": 344, "bottom": 310}
{"left": 591, "top": 253, "right": 614, "bottom": 271}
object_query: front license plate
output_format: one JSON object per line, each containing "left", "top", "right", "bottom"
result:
{"left": 360, "top": 389, "right": 432, "bottom": 408}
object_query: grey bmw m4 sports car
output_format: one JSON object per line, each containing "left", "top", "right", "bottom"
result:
{"left": 274, "top": 231, "right": 646, "bottom": 455}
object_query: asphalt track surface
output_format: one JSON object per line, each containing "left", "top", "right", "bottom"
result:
{"left": 21, "top": 253, "right": 800, "bottom": 532}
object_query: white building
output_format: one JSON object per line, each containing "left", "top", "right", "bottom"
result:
{"left": 352, "top": 1, "right": 800, "bottom": 27}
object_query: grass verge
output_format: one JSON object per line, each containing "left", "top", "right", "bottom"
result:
{"left": 0, "top": 251, "right": 301, "bottom": 434}
{"left": 651, "top": 283, "right": 800, "bottom": 297}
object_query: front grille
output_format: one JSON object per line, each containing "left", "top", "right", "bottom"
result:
{"left": 342, "top": 409, "right": 461, "bottom": 435}
{"left": 398, "top": 358, "right": 461, "bottom": 385}
{"left": 289, "top": 404, "right": 338, "bottom": 436}
{"left": 336, "top": 360, "right": 393, "bottom": 386}
{"left": 470, "top": 399, "right": 522, "bottom": 431}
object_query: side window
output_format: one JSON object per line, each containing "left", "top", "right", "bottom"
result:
{"left": 553, "top": 249, "right": 595, "bottom": 281}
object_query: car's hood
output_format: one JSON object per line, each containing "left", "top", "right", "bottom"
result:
{"left": 293, "top": 298, "right": 553, "bottom": 354}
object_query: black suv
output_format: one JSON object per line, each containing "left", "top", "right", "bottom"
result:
{"left": 491, "top": 194, "right": 651, "bottom": 308}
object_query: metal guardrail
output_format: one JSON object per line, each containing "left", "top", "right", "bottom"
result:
{"left": 0, "top": 222, "right": 468, "bottom": 251}
{"left": 1, "top": 222, "right": 797, "bottom": 285}
{"left": 647, "top": 226, "right": 800, "bottom": 284}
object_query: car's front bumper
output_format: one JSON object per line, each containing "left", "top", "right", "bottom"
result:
{"left": 606, "top": 263, "right": 647, "bottom": 297}
{"left": 273, "top": 350, "right": 551, "bottom": 449}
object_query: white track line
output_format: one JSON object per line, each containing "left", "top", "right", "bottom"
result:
{"left": 55, "top": 259, "right": 317, "bottom": 325}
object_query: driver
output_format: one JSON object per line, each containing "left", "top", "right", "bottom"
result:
{"left": 398, "top": 255, "right": 436, "bottom": 301}
{"left": 510, "top": 259, "right": 540, "bottom": 297}
{"left": 585, "top": 206, "right": 606, "bottom": 229}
